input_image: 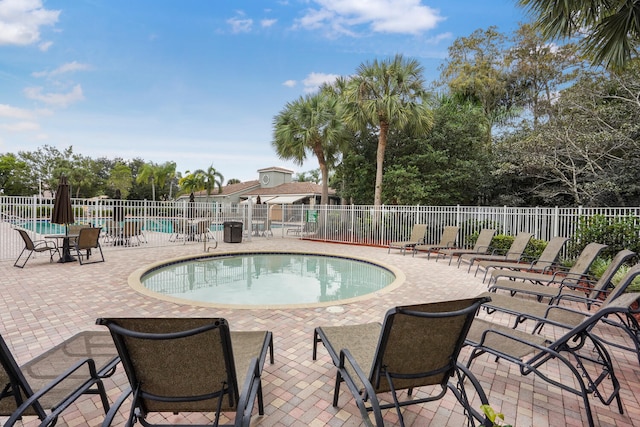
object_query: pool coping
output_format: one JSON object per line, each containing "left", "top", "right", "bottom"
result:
{"left": 128, "top": 249, "right": 406, "bottom": 310}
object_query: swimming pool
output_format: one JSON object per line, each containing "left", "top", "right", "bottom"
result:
{"left": 17, "top": 220, "right": 66, "bottom": 235}
{"left": 131, "top": 252, "right": 404, "bottom": 308}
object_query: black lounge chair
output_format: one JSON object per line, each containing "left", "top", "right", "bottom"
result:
{"left": 0, "top": 330, "right": 119, "bottom": 426}
{"left": 13, "top": 229, "right": 59, "bottom": 268}
{"left": 412, "top": 225, "right": 459, "bottom": 259}
{"left": 435, "top": 228, "right": 496, "bottom": 265}
{"left": 458, "top": 232, "right": 534, "bottom": 272}
{"left": 488, "top": 242, "right": 608, "bottom": 286}
{"left": 96, "top": 317, "right": 274, "bottom": 427}
{"left": 312, "top": 297, "right": 492, "bottom": 427}
{"left": 74, "top": 226, "right": 105, "bottom": 265}
{"left": 387, "top": 223, "right": 427, "bottom": 255}
{"left": 487, "top": 244, "right": 623, "bottom": 302}
{"left": 465, "top": 292, "right": 640, "bottom": 427}
{"left": 475, "top": 236, "right": 569, "bottom": 281}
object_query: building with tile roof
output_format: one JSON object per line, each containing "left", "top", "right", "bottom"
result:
{"left": 177, "top": 166, "right": 339, "bottom": 207}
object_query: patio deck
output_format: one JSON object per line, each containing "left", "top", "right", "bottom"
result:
{"left": 2, "top": 238, "right": 640, "bottom": 426}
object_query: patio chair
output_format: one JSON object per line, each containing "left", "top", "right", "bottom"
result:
{"left": 487, "top": 243, "right": 611, "bottom": 300}
{"left": 13, "top": 229, "right": 60, "bottom": 268}
{"left": 312, "top": 297, "right": 492, "bottom": 427}
{"left": 488, "top": 242, "right": 608, "bottom": 286}
{"left": 0, "top": 330, "right": 119, "bottom": 426}
{"left": 122, "top": 221, "right": 144, "bottom": 246}
{"left": 194, "top": 220, "right": 214, "bottom": 242}
{"left": 480, "top": 261, "right": 640, "bottom": 360}
{"left": 169, "top": 219, "right": 188, "bottom": 243}
{"left": 434, "top": 228, "right": 497, "bottom": 265}
{"left": 74, "top": 226, "right": 105, "bottom": 265}
{"left": 458, "top": 232, "right": 533, "bottom": 272}
{"left": 387, "top": 223, "right": 427, "bottom": 255}
{"left": 96, "top": 317, "right": 274, "bottom": 427}
{"left": 486, "top": 248, "right": 635, "bottom": 303}
{"left": 412, "top": 225, "right": 459, "bottom": 259}
{"left": 465, "top": 292, "right": 640, "bottom": 427}
{"left": 475, "top": 236, "right": 569, "bottom": 281}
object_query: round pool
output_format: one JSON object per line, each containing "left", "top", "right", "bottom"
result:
{"left": 130, "top": 251, "right": 404, "bottom": 309}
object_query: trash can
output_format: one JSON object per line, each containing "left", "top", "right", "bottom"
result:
{"left": 223, "top": 221, "right": 243, "bottom": 243}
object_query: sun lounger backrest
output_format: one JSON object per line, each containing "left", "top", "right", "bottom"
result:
{"left": 371, "top": 297, "right": 488, "bottom": 393}
{"left": 98, "top": 317, "right": 239, "bottom": 413}
{"left": 471, "top": 229, "right": 496, "bottom": 252}
{"left": 586, "top": 249, "right": 636, "bottom": 299}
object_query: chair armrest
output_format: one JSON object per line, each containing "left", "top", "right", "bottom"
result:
{"left": 6, "top": 357, "right": 101, "bottom": 426}
{"left": 338, "top": 348, "right": 383, "bottom": 427}
{"left": 35, "top": 239, "right": 57, "bottom": 249}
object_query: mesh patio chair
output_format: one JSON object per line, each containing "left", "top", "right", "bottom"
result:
{"left": 458, "top": 232, "right": 534, "bottom": 272}
{"left": 13, "top": 229, "right": 60, "bottom": 268}
{"left": 465, "top": 292, "right": 640, "bottom": 427}
{"left": 0, "top": 330, "right": 119, "bottom": 426}
{"left": 475, "top": 236, "right": 569, "bottom": 281}
{"left": 312, "top": 297, "right": 492, "bottom": 427}
{"left": 96, "top": 317, "right": 274, "bottom": 427}
{"left": 412, "top": 225, "right": 459, "bottom": 259}
{"left": 74, "top": 226, "right": 105, "bottom": 265}
{"left": 434, "top": 228, "right": 496, "bottom": 265}
{"left": 487, "top": 243, "right": 613, "bottom": 300}
{"left": 488, "top": 242, "right": 608, "bottom": 286}
{"left": 387, "top": 224, "right": 427, "bottom": 255}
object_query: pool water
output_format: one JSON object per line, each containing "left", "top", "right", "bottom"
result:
{"left": 17, "top": 220, "right": 66, "bottom": 235}
{"left": 140, "top": 253, "right": 396, "bottom": 306}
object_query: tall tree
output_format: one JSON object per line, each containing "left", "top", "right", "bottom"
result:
{"left": 108, "top": 163, "right": 134, "bottom": 199}
{"left": 340, "top": 54, "right": 433, "bottom": 206}
{"left": 136, "top": 162, "right": 158, "bottom": 201}
{"left": 439, "top": 27, "right": 511, "bottom": 147}
{"left": 190, "top": 164, "right": 224, "bottom": 203}
{"left": 273, "top": 90, "right": 347, "bottom": 205}
{"left": 519, "top": 0, "right": 640, "bottom": 69}
{"left": 154, "top": 161, "right": 177, "bottom": 201}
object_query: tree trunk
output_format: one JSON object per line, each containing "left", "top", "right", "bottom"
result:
{"left": 374, "top": 121, "right": 389, "bottom": 206}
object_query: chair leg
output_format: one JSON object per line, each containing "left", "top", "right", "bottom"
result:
{"left": 13, "top": 248, "right": 31, "bottom": 268}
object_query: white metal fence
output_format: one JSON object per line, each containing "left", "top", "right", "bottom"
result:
{"left": 2, "top": 195, "right": 640, "bottom": 262}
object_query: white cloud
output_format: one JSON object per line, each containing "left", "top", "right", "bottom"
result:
{"left": 282, "top": 80, "right": 297, "bottom": 87}
{"left": 425, "top": 32, "right": 452, "bottom": 45}
{"left": 261, "top": 18, "right": 277, "bottom": 28}
{"left": 227, "top": 16, "right": 253, "bottom": 33}
{"left": 0, "top": 121, "right": 40, "bottom": 132}
{"left": 0, "top": 0, "right": 60, "bottom": 45}
{"left": 0, "top": 104, "right": 34, "bottom": 119}
{"left": 302, "top": 72, "right": 339, "bottom": 93}
{"left": 296, "top": 0, "right": 443, "bottom": 36}
{"left": 38, "top": 40, "right": 53, "bottom": 51}
{"left": 32, "top": 61, "right": 92, "bottom": 78}
{"left": 24, "top": 84, "right": 84, "bottom": 107}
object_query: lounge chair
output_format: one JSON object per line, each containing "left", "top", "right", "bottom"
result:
{"left": 0, "top": 330, "right": 119, "bottom": 426}
{"left": 458, "top": 232, "right": 534, "bottom": 272}
{"left": 74, "top": 227, "right": 105, "bottom": 265}
{"left": 488, "top": 242, "right": 608, "bottom": 286}
{"left": 465, "top": 292, "right": 640, "bottom": 427}
{"left": 435, "top": 228, "right": 497, "bottom": 265}
{"left": 122, "top": 221, "right": 144, "bottom": 246}
{"left": 387, "top": 223, "right": 427, "bottom": 255}
{"left": 13, "top": 229, "right": 60, "bottom": 268}
{"left": 488, "top": 243, "right": 611, "bottom": 300}
{"left": 480, "top": 260, "right": 640, "bottom": 360}
{"left": 96, "top": 317, "right": 274, "bottom": 427}
{"left": 485, "top": 248, "right": 635, "bottom": 303}
{"left": 475, "top": 236, "right": 569, "bottom": 281}
{"left": 312, "top": 297, "right": 492, "bottom": 427}
{"left": 412, "top": 225, "right": 459, "bottom": 259}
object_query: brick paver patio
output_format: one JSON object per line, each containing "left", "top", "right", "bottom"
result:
{"left": 2, "top": 237, "right": 640, "bottom": 426}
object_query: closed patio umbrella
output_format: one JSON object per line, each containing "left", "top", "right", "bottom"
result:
{"left": 51, "top": 175, "right": 76, "bottom": 262}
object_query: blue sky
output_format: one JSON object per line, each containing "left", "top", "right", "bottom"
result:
{"left": 0, "top": 0, "right": 525, "bottom": 182}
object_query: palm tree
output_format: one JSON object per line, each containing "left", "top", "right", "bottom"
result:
{"left": 179, "top": 172, "right": 204, "bottom": 195}
{"left": 519, "top": 0, "right": 640, "bottom": 69}
{"left": 190, "top": 165, "right": 224, "bottom": 203}
{"left": 136, "top": 162, "right": 158, "bottom": 201}
{"left": 154, "top": 161, "right": 177, "bottom": 200}
{"left": 272, "top": 90, "right": 347, "bottom": 205}
{"left": 339, "top": 54, "right": 433, "bottom": 206}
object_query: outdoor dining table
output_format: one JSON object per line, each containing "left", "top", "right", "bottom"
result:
{"left": 45, "top": 234, "right": 79, "bottom": 263}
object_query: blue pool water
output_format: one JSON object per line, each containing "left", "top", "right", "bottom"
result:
{"left": 17, "top": 220, "right": 66, "bottom": 235}
{"left": 140, "top": 253, "right": 396, "bottom": 306}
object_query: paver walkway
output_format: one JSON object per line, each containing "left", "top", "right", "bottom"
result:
{"left": 2, "top": 238, "right": 640, "bottom": 426}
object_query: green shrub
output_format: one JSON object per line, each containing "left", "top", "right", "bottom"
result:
{"left": 569, "top": 214, "right": 640, "bottom": 259}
